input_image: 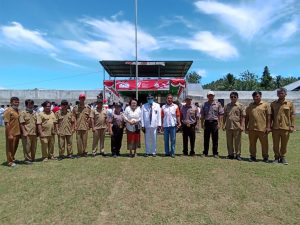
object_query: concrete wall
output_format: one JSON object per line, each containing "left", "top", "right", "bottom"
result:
{"left": 0, "top": 89, "right": 102, "bottom": 106}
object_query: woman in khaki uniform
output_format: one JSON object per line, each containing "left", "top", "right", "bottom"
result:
{"left": 20, "top": 99, "right": 37, "bottom": 164}
{"left": 37, "top": 101, "right": 57, "bottom": 161}
{"left": 4, "top": 97, "right": 21, "bottom": 167}
{"left": 55, "top": 100, "right": 75, "bottom": 160}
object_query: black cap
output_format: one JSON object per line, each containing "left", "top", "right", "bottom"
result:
{"left": 114, "top": 102, "right": 122, "bottom": 107}
{"left": 147, "top": 93, "right": 154, "bottom": 98}
{"left": 61, "top": 100, "right": 69, "bottom": 105}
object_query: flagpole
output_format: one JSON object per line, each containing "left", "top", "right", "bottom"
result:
{"left": 135, "top": 0, "right": 138, "bottom": 100}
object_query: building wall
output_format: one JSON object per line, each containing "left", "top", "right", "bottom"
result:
{"left": 0, "top": 89, "right": 101, "bottom": 107}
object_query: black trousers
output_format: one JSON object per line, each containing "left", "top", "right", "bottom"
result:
{"left": 182, "top": 124, "right": 196, "bottom": 155}
{"left": 111, "top": 125, "right": 124, "bottom": 155}
{"left": 203, "top": 120, "right": 219, "bottom": 155}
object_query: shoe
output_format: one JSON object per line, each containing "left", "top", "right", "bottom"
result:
{"left": 182, "top": 152, "right": 188, "bottom": 156}
{"left": 165, "top": 154, "right": 170, "bottom": 157}
{"left": 112, "top": 154, "right": 117, "bottom": 158}
{"left": 263, "top": 158, "right": 269, "bottom": 163}
{"left": 144, "top": 154, "right": 149, "bottom": 157}
{"left": 24, "top": 160, "right": 33, "bottom": 165}
{"left": 236, "top": 156, "right": 242, "bottom": 161}
{"left": 8, "top": 162, "right": 17, "bottom": 167}
{"left": 189, "top": 152, "right": 195, "bottom": 157}
{"left": 42, "top": 158, "right": 48, "bottom": 162}
{"left": 249, "top": 157, "right": 256, "bottom": 162}
{"left": 213, "top": 155, "right": 219, "bottom": 159}
{"left": 171, "top": 154, "right": 175, "bottom": 158}
{"left": 57, "top": 156, "right": 64, "bottom": 161}
{"left": 273, "top": 159, "right": 280, "bottom": 164}
{"left": 152, "top": 154, "right": 156, "bottom": 157}
{"left": 101, "top": 152, "right": 107, "bottom": 157}
{"left": 66, "top": 155, "right": 74, "bottom": 159}
{"left": 227, "top": 155, "right": 234, "bottom": 159}
{"left": 92, "top": 152, "right": 96, "bottom": 157}
{"left": 82, "top": 153, "right": 88, "bottom": 157}
{"left": 281, "top": 158, "right": 288, "bottom": 165}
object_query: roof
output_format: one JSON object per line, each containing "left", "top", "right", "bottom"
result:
{"left": 283, "top": 79, "right": 300, "bottom": 91}
{"left": 100, "top": 60, "right": 193, "bottom": 78}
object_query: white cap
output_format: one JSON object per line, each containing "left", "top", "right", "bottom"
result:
{"left": 207, "top": 90, "right": 215, "bottom": 96}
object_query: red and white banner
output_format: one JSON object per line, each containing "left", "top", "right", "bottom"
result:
{"left": 115, "top": 79, "right": 170, "bottom": 91}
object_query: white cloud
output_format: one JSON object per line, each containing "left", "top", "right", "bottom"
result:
{"left": 49, "top": 53, "right": 86, "bottom": 68}
{"left": 194, "top": 0, "right": 297, "bottom": 40}
{"left": 158, "top": 16, "right": 195, "bottom": 29}
{"left": 0, "top": 22, "right": 57, "bottom": 51}
{"left": 62, "top": 18, "right": 159, "bottom": 60}
{"left": 174, "top": 31, "right": 238, "bottom": 60}
{"left": 272, "top": 18, "right": 299, "bottom": 41}
{"left": 196, "top": 69, "right": 207, "bottom": 77}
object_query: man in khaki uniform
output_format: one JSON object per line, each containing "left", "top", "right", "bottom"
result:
{"left": 223, "top": 92, "right": 246, "bottom": 161}
{"left": 4, "top": 97, "right": 21, "bottom": 167}
{"left": 90, "top": 99, "right": 108, "bottom": 156}
{"left": 271, "top": 88, "right": 295, "bottom": 165}
{"left": 20, "top": 99, "right": 37, "bottom": 164}
{"left": 55, "top": 100, "right": 75, "bottom": 159}
{"left": 37, "top": 101, "right": 57, "bottom": 161}
{"left": 245, "top": 91, "right": 271, "bottom": 162}
{"left": 73, "top": 93, "right": 91, "bottom": 157}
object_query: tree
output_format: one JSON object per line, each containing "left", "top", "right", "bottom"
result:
{"left": 186, "top": 71, "right": 201, "bottom": 84}
{"left": 239, "top": 70, "right": 258, "bottom": 90}
{"left": 223, "top": 73, "right": 236, "bottom": 90}
{"left": 260, "top": 66, "right": 273, "bottom": 90}
{"left": 275, "top": 75, "right": 283, "bottom": 89}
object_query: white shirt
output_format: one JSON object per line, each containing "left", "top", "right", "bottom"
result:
{"left": 141, "top": 102, "right": 161, "bottom": 128}
{"left": 123, "top": 106, "right": 141, "bottom": 132}
{"left": 162, "top": 103, "right": 180, "bottom": 127}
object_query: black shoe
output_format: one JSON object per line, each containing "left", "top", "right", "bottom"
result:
{"left": 273, "top": 158, "right": 280, "bottom": 164}
{"left": 24, "top": 160, "right": 33, "bottom": 165}
{"left": 101, "top": 152, "right": 107, "bottom": 157}
{"left": 152, "top": 154, "right": 156, "bottom": 157}
{"left": 66, "top": 155, "right": 74, "bottom": 159}
{"left": 182, "top": 151, "right": 188, "bottom": 156}
{"left": 263, "top": 158, "right": 269, "bottom": 163}
{"left": 189, "top": 152, "right": 195, "bottom": 157}
{"left": 281, "top": 157, "right": 288, "bottom": 165}
{"left": 82, "top": 153, "right": 88, "bottom": 157}
{"left": 227, "top": 155, "right": 234, "bottom": 159}
{"left": 165, "top": 154, "right": 170, "bottom": 157}
{"left": 236, "top": 155, "right": 242, "bottom": 161}
{"left": 249, "top": 157, "right": 257, "bottom": 162}
{"left": 57, "top": 156, "right": 64, "bottom": 161}
{"left": 112, "top": 154, "right": 117, "bottom": 158}
{"left": 144, "top": 154, "right": 149, "bottom": 157}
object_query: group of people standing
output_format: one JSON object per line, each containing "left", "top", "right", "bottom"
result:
{"left": 2, "top": 87, "right": 295, "bottom": 167}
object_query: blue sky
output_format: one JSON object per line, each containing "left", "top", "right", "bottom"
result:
{"left": 0, "top": 0, "right": 299, "bottom": 90}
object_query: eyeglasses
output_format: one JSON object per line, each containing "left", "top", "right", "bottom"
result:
{"left": 230, "top": 96, "right": 237, "bottom": 99}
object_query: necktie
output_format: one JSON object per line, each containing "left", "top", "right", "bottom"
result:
{"left": 149, "top": 104, "right": 153, "bottom": 125}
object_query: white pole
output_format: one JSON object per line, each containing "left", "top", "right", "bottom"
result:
{"left": 135, "top": 0, "right": 138, "bottom": 100}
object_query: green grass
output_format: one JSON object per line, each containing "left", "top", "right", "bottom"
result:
{"left": 0, "top": 118, "right": 300, "bottom": 225}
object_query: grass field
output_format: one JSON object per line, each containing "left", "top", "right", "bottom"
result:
{"left": 0, "top": 119, "right": 300, "bottom": 225}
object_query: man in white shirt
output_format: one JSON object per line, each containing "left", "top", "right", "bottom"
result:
{"left": 141, "top": 94, "right": 161, "bottom": 157}
{"left": 161, "top": 94, "right": 181, "bottom": 157}
{"left": 0, "top": 105, "right": 5, "bottom": 126}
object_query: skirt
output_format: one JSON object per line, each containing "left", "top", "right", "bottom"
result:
{"left": 127, "top": 130, "right": 141, "bottom": 150}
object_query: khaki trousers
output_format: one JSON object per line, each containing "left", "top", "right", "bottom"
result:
{"left": 272, "top": 129, "right": 290, "bottom": 159}
{"left": 40, "top": 136, "right": 55, "bottom": 159}
{"left": 6, "top": 135, "right": 20, "bottom": 165}
{"left": 76, "top": 130, "right": 88, "bottom": 155}
{"left": 58, "top": 135, "right": 73, "bottom": 156}
{"left": 226, "top": 129, "right": 242, "bottom": 156}
{"left": 92, "top": 128, "right": 106, "bottom": 154}
{"left": 248, "top": 130, "right": 269, "bottom": 158}
{"left": 22, "top": 135, "right": 37, "bottom": 161}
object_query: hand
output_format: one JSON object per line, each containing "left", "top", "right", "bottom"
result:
{"left": 177, "top": 123, "right": 182, "bottom": 129}
{"left": 23, "top": 132, "right": 28, "bottom": 137}
{"left": 222, "top": 127, "right": 225, "bottom": 131}
{"left": 289, "top": 126, "right": 295, "bottom": 133}
{"left": 92, "top": 128, "right": 96, "bottom": 132}
{"left": 239, "top": 126, "right": 244, "bottom": 132}
{"left": 40, "top": 132, "right": 45, "bottom": 138}
{"left": 109, "top": 131, "right": 113, "bottom": 136}
{"left": 8, "top": 134, "right": 14, "bottom": 140}
{"left": 265, "top": 128, "right": 271, "bottom": 134}
{"left": 217, "top": 124, "right": 221, "bottom": 130}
